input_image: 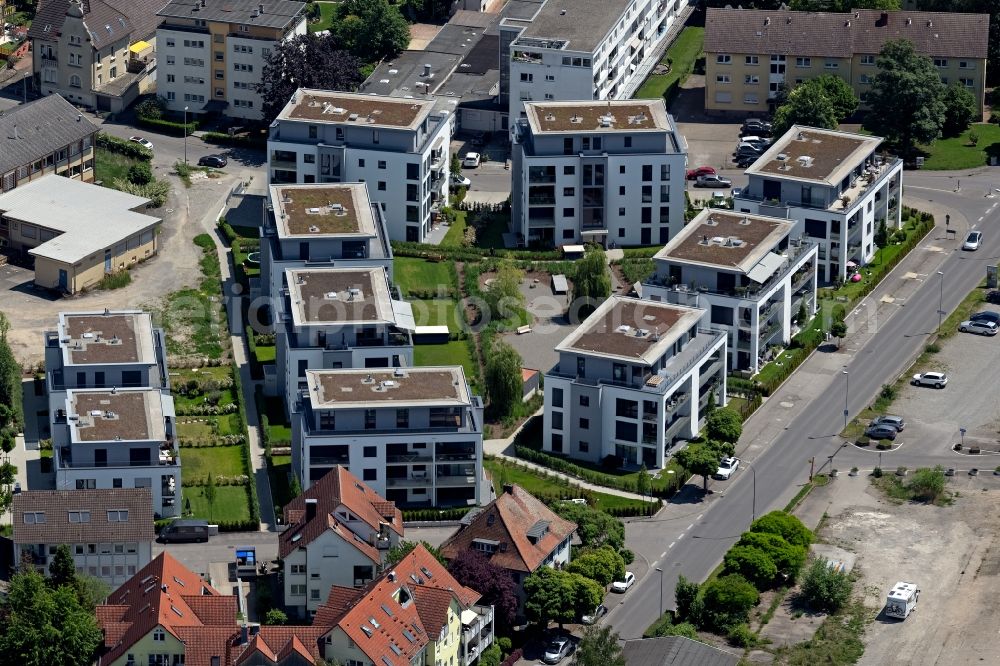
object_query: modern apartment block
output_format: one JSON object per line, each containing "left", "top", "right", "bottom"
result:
{"left": 703, "top": 8, "right": 989, "bottom": 116}
{"left": 501, "top": 0, "right": 691, "bottom": 121}
{"left": 12, "top": 488, "right": 154, "bottom": 589}
{"left": 642, "top": 208, "right": 818, "bottom": 375}
{"left": 293, "top": 367, "right": 486, "bottom": 507}
{"left": 0, "top": 94, "right": 99, "bottom": 192}
{"left": 733, "top": 125, "right": 903, "bottom": 284}
{"left": 156, "top": 0, "right": 307, "bottom": 120}
{"left": 543, "top": 296, "right": 727, "bottom": 468}
{"left": 29, "top": 0, "right": 160, "bottom": 112}
{"left": 267, "top": 89, "right": 453, "bottom": 242}
{"left": 511, "top": 99, "right": 686, "bottom": 247}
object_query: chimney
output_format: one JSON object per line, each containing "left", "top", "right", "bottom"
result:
{"left": 503, "top": 483, "right": 514, "bottom": 495}
{"left": 422, "top": 63, "right": 432, "bottom": 77}
{"left": 77, "top": 114, "right": 82, "bottom": 122}
{"left": 200, "top": 0, "right": 206, "bottom": 6}
{"left": 12, "top": 124, "right": 17, "bottom": 140}
{"left": 240, "top": 624, "right": 248, "bottom": 645}
{"left": 259, "top": 2, "right": 264, "bottom": 12}
{"left": 305, "top": 498, "right": 318, "bottom": 521}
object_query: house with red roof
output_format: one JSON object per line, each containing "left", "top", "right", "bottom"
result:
{"left": 279, "top": 465, "right": 404, "bottom": 619}
{"left": 315, "top": 544, "right": 495, "bottom": 666}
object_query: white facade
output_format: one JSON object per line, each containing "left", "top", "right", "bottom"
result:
{"left": 283, "top": 528, "right": 383, "bottom": 617}
{"left": 17, "top": 537, "right": 152, "bottom": 589}
{"left": 267, "top": 90, "right": 453, "bottom": 243}
{"left": 503, "top": 0, "right": 691, "bottom": 121}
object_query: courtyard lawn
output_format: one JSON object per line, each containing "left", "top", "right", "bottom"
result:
{"left": 184, "top": 485, "right": 252, "bottom": 523}
{"left": 414, "top": 341, "right": 478, "bottom": 386}
{"left": 258, "top": 394, "right": 293, "bottom": 445}
{"left": 633, "top": 27, "right": 704, "bottom": 101}
{"left": 254, "top": 344, "right": 276, "bottom": 363}
{"left": 268, "top": 455, "right": 295, "bottom": 510}
{"left": 94, "top": 148, "right": 141, "bottom": 185}
{"left": 440, "top": 209, "right": 469, "bottom": 247}
{"left": 410, "top": 298, "right": 462, "bottom": 328}
{"left": 308, "top": 2, "right": 338, "bottom": 33}
{"left": 180, "top": 446, "right": 246, "bottom": 484}
{"left": 394, "top": 257, "right": 455, "bottom": 297}
{"left": 920, "top": 123, "right": 1000, "bottom": 170}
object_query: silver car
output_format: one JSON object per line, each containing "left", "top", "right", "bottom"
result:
{"left": 871, "top": 415, "right": 905, "bottom": 432}
{"left": 959, "top": 319, "right": 998, "bottom": 336}
{"left": 543, "top": 636, "right": 575, "bottom": 664}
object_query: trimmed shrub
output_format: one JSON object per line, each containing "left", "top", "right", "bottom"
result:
{"left": 127, "top": 162, "right": 153, "bottom": 185}
{"left": 136, "top": 114, "right": 199, "bottom": 136}
{"left": 96, "top": 132, "right": 152, "bottom": 161}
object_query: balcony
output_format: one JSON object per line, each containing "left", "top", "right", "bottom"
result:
{"left": 758, "top": 319, "right": 783, "bottom": 345}
{"left": 56, "top": 447, "right": 179, "bottom": 469}
{"left": 699, "top": 356, "right": 724, "bottom": 383}
{"left": 386, "top": 474, "right": 432, "bottom": 487}
{"left": 462, "top": 604, "right": 494, "bottom": 666}
{"left": 738, "top": 157, "right": 901, "bottom": 213}
{"left": 309, "top": 455, "right": 350, "bottom": 466}
{"left": 528, "top": 195, "right": 556, "bottom": 206}
{"left": 436, "top": 471, "right": 477, "bottom": 487}
{"left": 386, "top": 452, "right": 433, "bottom": 464}
{"left": 663, "top": 413, "right": 690, "bottom": 443}
{"left": 436, "top": 452, "right": 476, "bottom": 462}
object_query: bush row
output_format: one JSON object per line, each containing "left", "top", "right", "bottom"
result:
{"left": 183, "top": 474, "right": 249, "bottom": 487}
{"left": 170, "top": 357, "right": 228, "bottom": 369}
{"left": 499, "top": 649, "right": 523, "bottom": 666}
{"left": 201, "top": 131, "right": 267, "bottom": 148}
{"left": 175, "top": 403, "right": 239, "bottom": 416}
{"left": 96, "top": 132, "right": 152, "bottom": 161}
{"left": 254, "top": 386, "right": 272, "bottom": 457}
{"left": 402, "top": 507, "right": 474, "bottom": 522}
{"left": 178, "top": 434, "right": 246, "bottom": 447}
{"left": 136, "top": 113, "right": 199, "bottom": 137}
{"left": 391, "top": 241, "right": 562, "bottom": 262}
{"left": 246, "top": 325, "right": 264, "bottom": 381}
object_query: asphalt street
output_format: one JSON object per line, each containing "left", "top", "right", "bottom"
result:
{"left": 608, "top": 169, "right": 1000, "bottom": 639}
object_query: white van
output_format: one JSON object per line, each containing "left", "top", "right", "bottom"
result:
{"left": 884, "top": 581, "right": 920, "bottom": 619}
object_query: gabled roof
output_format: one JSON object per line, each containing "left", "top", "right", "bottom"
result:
{"left": 29, "top": 0, "right": 166, "bottom": 49}
{"left": 12, "top": 488, "right": 154, "bottom": 545}
{"left": 0, "top": 94, "right": 99, "bottom": 177}
{"left": 440, "top": 484, "right": 577, "bottom": 573}
{"left": 233, "top": 627, "right": 326, "bottom": 665}
{"left": 312, "top": 585, "right": 365, "bottom": 627}
{"left": 279, "top": 465, "right": 403, "bottom": 559}
{"left": 386, "top": 543, "right": 480, "bottom": 608}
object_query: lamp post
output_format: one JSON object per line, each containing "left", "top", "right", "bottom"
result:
{"left": 22, "top": 71, "right": 29, "bottom": 103}
{"left": 842, "top": 369, "right": 850, "bottom": 431}
{"left": 183, "top": 106, "right": 189, "bottom": 164}
{"left": 655, "top": 567, "right": 664, "bottom": 617}
{"left": 746, "top": 460, "right": 757, "bottom": 522}
{"left": 937, "top": 271, "right": 945, "bottom": 329}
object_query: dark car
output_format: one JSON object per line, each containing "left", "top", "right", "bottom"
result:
{"left": 198, "top": 154, "right": 228, "bottom": 168}
{"left": 987, "top": 291, "right": 1000, "bottom": 305}
{"left": 865, "top": 424, "right": 898, "bottom": 441}
{"left": 734, "top": 154, "right": 758, "bottom": 168}
{"left": 971, "top": 310, "right": 1000, "bottom": 326}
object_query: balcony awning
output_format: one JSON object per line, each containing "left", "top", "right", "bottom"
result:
{"left": 746, "top": 251, "right": 785, "bottom": 284}
{"left": 129, "top": 40, "right": 152, "bottom": 54}
{"left": 391, "top": 299, "right": 416, "bottom": 331}
{"left": 461, "top": 609, "right": 479, "bottom": 626}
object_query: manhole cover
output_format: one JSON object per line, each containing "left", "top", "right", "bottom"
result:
{"left": 165, "top": 208, "right": 174, "bottom": 213}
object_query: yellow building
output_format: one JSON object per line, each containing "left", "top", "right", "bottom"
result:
{"left": 0, "top": 175, "right": 161, "bottom": 293}
{"left": 703, "top": 8, "right": 990, "bottom": 118}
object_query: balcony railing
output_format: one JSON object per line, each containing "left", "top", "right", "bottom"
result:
{"left": 309, "top": 455, "right": 350, "bottom": 466}
{"left": 758, "top": 319, "right": 783, "bottom": 344}
{"left": 386, "top": 452, "right": 433, "bottom": 463}
{"left": 386, "top": 475, "right": 432, "bottom": 487}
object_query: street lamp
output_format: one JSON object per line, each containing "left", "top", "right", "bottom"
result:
{"left": 655, "top": 567, "right": 664, "bottom": 617}
{"left": 937, "top": 271, "right": 945, "bottom": 329}
{"left": 183, "top": 106, "right": 189, "bottom": 165}
{"left": 744, "top": 460, "right": 757, "bottom": 522}
{"left": 22, "top": 71, "right": 29, "bottom": 104}
{"left": 842, "top": 369, "right": 850, "bottom": 431}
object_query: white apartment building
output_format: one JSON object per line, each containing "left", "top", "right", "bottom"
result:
{"left": 279, "top": 466, "right": 403, "bottom": 619}
{"left": 156, "top": 0, "right": 307, "bottom": 120}
{"left": 512, "top": 99, "right": 686, "bottom": 247}
{"left": 267, "top": 89, "right": 453, "bottom": 242}
{"left": 734, "top": 125, "right": 903, "bottom": 284}
{"left": 501, "top": 0, "right": 690, "bottom": 121}
{"left": 543, "top": 296, "right": 727, "bottom": 469}
{"left": 641, "top": 208, "right": 819, "bottom": 375}
{"left": 292, "top": 367, "right": 486, "bottom": 507}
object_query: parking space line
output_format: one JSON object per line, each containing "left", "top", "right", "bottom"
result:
{"left": 668, "top": 541, "right": 676, "bottom": 549}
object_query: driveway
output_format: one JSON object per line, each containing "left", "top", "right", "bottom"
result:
{"left": 501, "top": 273, "right": 578, "bottom": 374}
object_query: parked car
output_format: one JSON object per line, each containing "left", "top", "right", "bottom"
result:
{"left": 963, "top": 230, "right": 983, "bottom": 251}
{"left": 542, "top": 636, "right": 575, "bottom": 664}
{"left": 129, "top": 136, "right": 153, "bottom": 150}
{"left": 451, "top": 173, "right": 471, "bottom": 187}
{"left": 735, "top": 145, "right": 764, "bottom": 159}
{"left": 462, "top": 152, "right": 481, "bottom": 168}
{"left": 871, "top": 415, "right": 905, "bottom": 432}
{"left": 582, "top": 604, "right": 608, "bottom": 625}
{"left": 694, "top": 175, "right": 732, "bottom": 188}
{"left": 743, "top": 118, "right": 772, "bottom": 135}
{"left": 611, "top": 571, "right": 636, "bottom": 592}
{"left": 198, "top": 154, "right": 227, "bottom": 168}
{"left": 734, "top": 154, "right": 758, "bottom": 168}
{"left": 158, "top": 519, "right": 209, "bottom": 543}
{"left": 865, "top": 424, "right": 898, "bottom": 440}
{"left": 686, "top": 166, "right": 717, "bottom": 180}
{"left": 959, "top": 319, "right": 998, "bottom": 336}
{"left": 987, "top": 290, "right": 1000, "bottom": 305}
{"left": 911, "top": 371, "right": 947, "bottom": 388}
{"left": 970, "top": 311, "right": 1000, "bottom": 326}
{"left": 714, "top": 456, "right": 740, "bottom": 479}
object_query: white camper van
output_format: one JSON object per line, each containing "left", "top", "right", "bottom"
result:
{"left": 884, "top": 581, "right": 920, "bottom": 619}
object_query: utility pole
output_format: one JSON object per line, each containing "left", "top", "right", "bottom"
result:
{"left": 809, "top": 457, "right": 815, "bottom": 481}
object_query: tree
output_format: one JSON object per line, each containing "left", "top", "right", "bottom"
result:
{"left": 907, "top": 465, "right": 947, "bottom": 503}
{"left": 552, "top": 502, "right": 625, "bottom": 551}
{"left": 736, "top": 531, "right": 807, "bottom": 582}
{"left": 523, "top": 568, "right": 602, "bottom": 627}
{"left": 572, "top": 247, "right": 611, "bottom": 315}
{"left": 772, "top": 82, "right": 838, "bottom": 137}
{"left": 485, "top": 259, "right": 525, "bottom": 321}
{"left": 811, "top": 74, "right": 860, "bottom": 121}
{"left": 479, "top": 642, "right": 502, "bottom": 666}
{"left": 334, "top": 0, "right": 410, "bottom": 61}
{"left": 674, "top": 575, "right": 701, "bottom": 624}
{"left": 674, "top": 443, "right": 724, "bottom": 491}
{"left": 700, "top": 573, "right": 759, "bottom": 631}
{"left": 750, "top": 511, "right": 814, "bottom": 548}
{"left": 0, "top": 568, "right": 103, "bottom": 666}
{"left": 636, "top": 464, "right": 651, "bottom": 500}
{"left": 874, "top": 218, "right": 889, "bottom": 250}
{"left": 484, "top": 340, "right": 523, "bottom": 420}
{"left": 829, "top": 320, "right": 848, "bottom": 347}
{"left": 705, "top": 408, "right": 742, "bottom": 443}
{"left": 447, "top": 550, "right": 519, "bottom": 628}
{"left": 134, "top": 96, "right": 166, "bottom": 121}
{"left": 723, "top": 545, "right": 778, "bottom": 589}
{"left": 863, "top": 39, "right": 946, "bottom": 159}
{"left": 800, "top": 559, "right": 852, "bottom": 612}
{"left": 572, "top": 625, "right": 626, "bottom": 666}
{"left": 384, "top": 540, "right": 446, "bottom": 568}
{"left": 565, "top": 546, "right": 626, "bottom": 588}
{"left": 941, "top": 83, "right": 978, "bottom": 137}
{"left": 255, "top": 34, "right": 364, "bottom": 123}
{"left": 204, "top": 472, "right": 217, "bottom": 522}
{"left": 796, "top": 301, "right": 809, "bottom": 326}
{"left": 48, "top": 544, "right": 76, "bottom": 590}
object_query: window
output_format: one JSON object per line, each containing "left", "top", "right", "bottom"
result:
{"left": 107, "top": 510, "right": 129, "bottom": 522}
{"left": 363, "top": 469, "right": 377, "bottom": 481}
{"left": 69, "top": 74, "right": 81, "bottom": 89}
{"left": 234, "top": 99, "right": 254, "bottom": 109}
{"left": 113, "top": 478, "right": 123, "bottom": 488}
{"left": 745, "top": 55, "right": 759, "bottom": 65}
{"left": 824, "top": 60, "right": 839, "bottom": 69}
{"left": 290, "top": 564, "right": 306, "bottom": 574}
{"left": 291, "top": 584, "right": 306, "bottom": 596}
{"left": 716, "top": 54, "right": 731, "bottom": 64}
{"left": 396, "top": 409, "right": 409, "bottom": 428}
{"left": 165, "top": 38, "right": 175, "bottom": 47}
{"left": 744, "top": 75, "right": 760, "bottom": 84}
{"left": 642, "top": 164, "right": 653, "bottom": 181}
{"left": 795, "top": 57, "right": 811, "bottom": 68}
{"left": 580, "top": 395, "right": 589, "bottom": 407}
{"left": 363, "top": 446, "right": 377, "bottom": 458}
{"left": 233, "top": 44, "right": 253, "bottom": 54}
{"left": 183, "top": 39, "right": 205, "bottom": 48}
{"left": 552, "top": 412, "right": 563, "bottom": 430}
{"left": 166, "top": 55, "right": 176, "bottom": 65}
{"left": 377, "top": 160, "right": 386, "bottom": 169}
{"left": 578, "top": 441, "right": 589, "bottom": 453}
{"left": 861, "top": 54, "right": 875, "bottom": 65}
{"left": 520, "top": 72, "right": 533, "bottom": 82}
{"left": 153, "top": 629, "right": 166, "bottom": 642}
{"left": 68, "top": 510, "right": 91, "bottom": 523}
{"left": 406, "top": 162, "right": 419, "bottom": 180}
{"left": 22, "top": 512, "right": 45, "bottom": 524}
{"left": 716, "top": 74, "right": 731, "bottom": 84}
{"left": 743, "top": 94, "right": 759, "bottom": 104}
{"left": 563, "top": 187, "right": 575, "bottom": 196}
{"left": 166, "top": 74, "right": 175, "bottom": 83}
{"left": 377, "top": 181, "right": 386, "bottom": 191}
{"left": 577, "top": 357, "right": 585, "bottom": 376}
{"left": 215, "top": 69, "right": 224, "bottom": 79}
{"left": 75, "top": 479, "right": 96, "bottom": 489}
{"left": 551, "top": 387, "right": 563, "bottom": 407}
{"left": 618, "top": 207, "right": 626, "bottom": 216}
{"left": 184, "top": 58, "right": 205, "bottom": 67}
{"left": 364, "top": 409, "right": 376, "bottom": 430}
{"left": 624, "top": 136, "right": 632, "bottom": 148}
{"left": 562, "top": 207, "right": 574, "bottom": 217}
{"left": 232, "top": 63, "right": 253, "bottom": 72}
{"left": 563, "top": 165, "right": 575, "bottom": 175}
{"left": 960, "top": 60, "right": 972, "bottom": 69}
{"left": 934, "top": 58, "right": 948, "bottom": 68}
{"left": 961, "top": 77, "right": 975, "bottom": 88}
{"left": 579, "top": 417, "right": 589, "bottom": 429}
{"left": 859, "top": 74, "right": 870, "bottom": 85}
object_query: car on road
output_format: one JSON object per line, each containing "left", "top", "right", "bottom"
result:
{"left": 611, "top": 571, "right": 635, "bottom": 592}
{"left": 694, "top": 175, "right": 732, "bottom": 188}
{"left": 129, "top": 136, "right": 153, "bottom": 150}
{"left": 871, "top": 415, "right": 905, "bottom": 432}
{"left": 714, "top": 456, "right": 740, "bottom": 479}
{"left": 198, "top": 154, "right": 227, "bottom": 168}
{"left": 462, "top": 152, "right": 481, "bottom": 168}
{"left": 542, "top": 636, "right": 575, "bottom": 664}
{"left": 865, "top": 424, "right": 898, "bottom": 441}
{"left": 959, "top": 319, "right": 998, "bottom": 336}
{"left": 911, "top": 371, "right": 947, "bottom": 388}
{"left": 581, "top": 604, "right": 608, "bottom": 625}
{"left": 963, "top": 230, "right": 983, "bottom": 251}
{"left": 451, "top": 173, "right": 471, "bottom": 187}
{"left": 686, "top": 166, "right": 717, "bottom": 180}
{"left": 971, "top": 311, "right": 1000, "bottom": 326}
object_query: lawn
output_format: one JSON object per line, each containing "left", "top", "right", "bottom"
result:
{"left": 95, "top": 148, "right": 142, "bottom": 185}
{"left": 308, "top": 1, "right": 338, "bottom": 33}
{"left": 258, "top": 394, "right": 292, "bottom": 445}
{"left": 394, "top": 257, "right": 456, "bottom": 298}
{"left": 181, "top": 446, "right": 246, "bottom": 484}
{"left": 268, "top": 454, "right": 295, "bottom": 510}
{"left": 410, "top": 298, "right": 462, "bottom": 328}
{"left": 184, "top": 485, "right": 252, "bottom": 523}
{"left": 440, "top": 209, "right": 469, "bottom": 247}
{"left": 254, "top": 344, "right": 276, "bottom": 363}
{"left": 414, "top": 341, "right": 478, "bottom": 386}
{"left": 477, "top": 212, "right": 510, "bottom": 250}
{"left": 171, "top": 366, "right": 234, "bottom": 385}
{"left": 920, "top": 123, "right": 1000, "bottom": 170}
{"left": 161, "top": 236, "right": 227, "bottom": 359}
{"left": 633, "top": 27, "right": 704, "bottom": 100}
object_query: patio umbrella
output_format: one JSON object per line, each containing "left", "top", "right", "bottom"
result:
{"left": 846, "top": 261, "right": 858, "bottom": 268}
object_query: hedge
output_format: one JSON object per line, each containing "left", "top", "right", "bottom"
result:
{"left": 245, "top": 325, "right": 263, "bottom": 380}
{"left": 253, "top": 385, "right": 271, "bottom": 457}
{"left": 96, "top": 132, "right": 153, "bottom": 161}
{"left": 136, "top": 113, "right": 199, "bottom": 136}
{"left": 402, "top": 507, "right": 474, "bottom": 522}
{"left": 500, "top": 649, "right": 523, "bottom": 666}
{"left": 391, "top": 241, "right": 562, "bottom": 262}
{"left": 230, "top": 361, "right": 261, "bottom": 526}
{"left": 201, "top": 131, "right": 267, "bottom": 148}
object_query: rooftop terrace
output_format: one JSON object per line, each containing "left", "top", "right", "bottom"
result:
{"left": 59, "top": 311, "right": 156, "bottom": 366}
{"left": 286, "top": 268, "right": 394, "bottom": 327}
{"left": 69, "top": 389, "right": 165, "bottom": 443}
{"left": 270, "top": 184, "right": 377, "bottom": 238}
{"left": 524, "top": 100, "right": 670, "bottom": 134}
{"left": 747, "top": 125, "right": 883, "bottom": 186}
{"left": 306, "top": 367, "right": 470, "bottom": 408}
{"left": 282, "top": 89, "right": 436, "bottom": 130}
{"left": 655, "top": 209, "right": 795, "bottom": 273}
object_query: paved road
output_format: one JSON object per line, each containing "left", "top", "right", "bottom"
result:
{"left": 608, "top": 169, "right": 1000, "bottom": 639}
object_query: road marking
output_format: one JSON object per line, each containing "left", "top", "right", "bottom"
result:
{"left": 660, "top": 551, "right": 667, "bottom": 559}
{"left": 685, "top": 523, "right": 694, "bottom": 531}
{"left": 668, "top": 541, "right": 676, "bottom": 549}
{"left": 697, "top": 513, "right": 704, "bottom": 520}
{"left": 979, "top": 216, "right": 984, "bottom": 222}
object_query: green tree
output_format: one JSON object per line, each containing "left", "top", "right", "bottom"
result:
{"left": 553, "top": 502, "right": 625, "bottom": 551}
{"left": 565, "top": 547, "right": 626, "bottom": 588}
{"left": 874, "top": 218, "right": 889, "bottom": 249}
{"left": 485, "top": 259, "right": 525, "bottom": 321}
{"left": 705, "top": 408, "right": 742, "bottom": 443}
{"left": 700, "top": 573, "right": 759, "bottom": 631}
{"left": 335, "top": 0, "right": 411, "bottom": 61}
{"left": 790, "top": 0, "right": 899, "bottom": 9}
{"left": 0, "top": 311, "right": 10, "bottom": 342}
{"left": 829, "top": 320, "right": 848, "bottom": 347}
{"left": 572, "top": 247, "right": 611, "bottom": 315}
{"left": 864, "top": 39, "right": 946, "bottom": 159}
{"left": 204, "top": 472, "right": 217, "bottom": 522}
{"left": 384, "top": 540, "right": 447, "bottom": 568}
{"left": 750, "top": 511, "right": 814, "bottom": 548}
{"left": 674, "top": 443, "right": 724, "bottom": 492}
{"left": 674, "top": 575, "right": 701, "bottom": 624}
{"left": 908, "top": 465, "right": 947, "bottom": 503}
{"left": 479, "top": 643, "right": 502, "bottom": 666}
{"left": 796, "top": 301, "right": 809, "bottom": 326}
{"left": 450, "top": 153, "right": 461, "bottom": 176}
{"left": 523, "top": 568, "right": 602, "bottom": 627}
{"left": 0, "top": 568, "right": 103, "bottom": 666}
{"left": 264, "top": 608, "right": 288, "bottom": 625}
{"left": 636, "top": 464, "right": 651, "bottom": 500}
{"left": 736, "top": 531, "right": 807, "bottom": 582}
{"left": 135, "top": 96, "right": 166, "bottom": 121}
{"left": 810, "top": 74, "right": 860, "bottom": 121}
{"left": 941, "top": 83, "right": 978, "bottom": 137}
{"left": 800, "top": 559, "right": 852, "bottom": 612}
{"left": 572, "top": 625, "right": 626, "bottom": 666}
{"left": 72, "top": 574, "right": 110, "bottom": 611}
{"left": 723, "top": 545, "right": 778, "bottom": 589}
{"left": 772, "top": 82, "right": 838, "bottom": 137}
{"left": 484, "top": 340, "right": 523, "bottom": 420}
{"left": 47, "top": 544, "right": 76, "bottom": 590}
{"left": 128, "top": 162, "right": 153, "bottom": 186}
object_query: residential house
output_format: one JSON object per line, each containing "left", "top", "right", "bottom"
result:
{"left": 703, "top": 8, "right": 989, "bottom": 117}
{"left": 278, "top": 465, "right": 403, "bottom": 619}
{"left": 641, "top": 208, "right": 818, "bottom": 374}
{"left": 266, "top": 89, "right": 453, "bottom": 243}
{"left": 12, "top": 488, "right": 154, "bottom": 589}
{"left": 30, "top": 0, "right": 161, "bottom": 112}
{"left": 543, "top": 295, "right": 727, "bottom": 468}
{"left": 0, "top": 94, "right": 99, "bottom": 193}
{"left": 439, "top": 483, "right": 576, "bottom": 614}
{"left": 733, "top": 125, "right": 903, "bottom": 283}
{"left": 156, "top": 0, "right": 307, "bottom": 120}
{"left": 511, "top": 99, "right": 686, "bottom": 247}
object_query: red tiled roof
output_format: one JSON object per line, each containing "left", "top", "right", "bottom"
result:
{"left": 313, "top": 586, "right": 365, "bottom": 628}
{"left": 411, "top": 586, "right": 456, "bottom": 637}
{"left": 279, "top": 466, "right": 403, "bottom": 559}
{"left": 174, "top": 627, "right": 237, "bottom": 666}
{"left": 387, "top": 543, "right": 480, "bottom": 608}
{"left": 251, "top": 627, "right": 327, "bottom": 663}
{"left": 440, "top": 485, "right": 577, "bottom": 573}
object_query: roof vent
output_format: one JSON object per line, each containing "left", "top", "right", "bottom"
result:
{"left": 845, "top": 20, "right": 850, "bottom": 27}
{"left": 544, "top": 113, "right": 556, "bottom": 122}
{"left": 329, "top": 203, "right": 347, "bottom": 215}
{"left": 308, "top": 225, "right": 320, "bottom": 233}
{"left": 704, "top": 216, "right": 718, "bottom": 226}
{"left": 560, "top": 9, "right": 566, "bottom": 14}
{"left": 776, "top": 152, "right": 788, "bottom": 161}
{"left": 796, "top": 155, "right": 813, "bottom": 167}
{"left": 570, "top": 114, "right": 582, "bottom": 123}
{"left": 786, "top": 16, "right": 791, "bottom": 24}
{"left": 599, "top": 114, "right": 614, "bottom": 127}
{"left": 796, "top": 132, "right": 805, "bottom": 141}
{"left": 422, "top": 63, "right": 432, "bottom": 77}
{"left": 739, "top": 217, "right": 752, "bottom": 225}
{"left": 324, "top": 291, "right": 339, "bottom": 300}
{"left": 927, "top": 19, "right": 932, "bottom": 27}
{"left": 764, "top": 16, "right": 770, "bottom": 25}
{"left": 348, "top": 113, "right": 359, "bottom": 121}
{"left": 906, "top": 17, "right": 912, "bottom": 25}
